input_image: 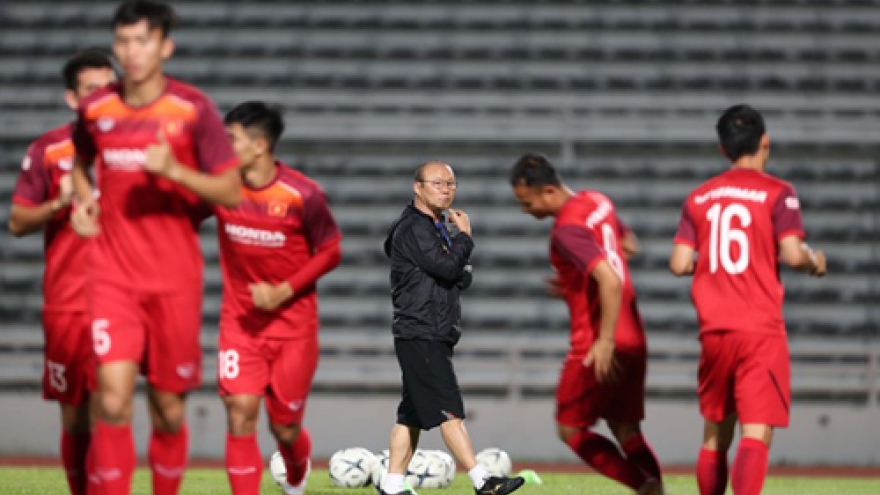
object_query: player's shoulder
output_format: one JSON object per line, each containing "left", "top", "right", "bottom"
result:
{"left": 557, "top": 190, "right": 613, "bottom": 227}
{"left": 165, "top": 77, "right": 215, "bottom": 109}
{"left": 31, "top": 123, "right": 74, "bottom": 151}
{"left": 78, "top": 83, "right": 121, "bottom": 116}
{"left": 277, "top": 163, "right": 326, "bottom": 197}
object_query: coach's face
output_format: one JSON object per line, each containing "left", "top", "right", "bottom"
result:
{"left": 113, "top": 20, "right": 174, "bottom": 84}
{"left": 513, "top": 183, "right": 553, "bottom": 219}
{"left": 415, "top": 163, "right": 457, "bottom": 213}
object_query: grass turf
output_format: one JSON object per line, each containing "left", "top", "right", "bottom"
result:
{"left": 0, "top": 467, "right": 876, "bottom": 495}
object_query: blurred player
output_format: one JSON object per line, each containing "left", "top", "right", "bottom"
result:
{"left": 8, "top": 49, "right": 115, "bottom": 495}
{"left": 215, "top": 102, "right": 342, "bottom": 495}
{"left": 68, "top": 2, "right": 241, "bottom": 494}
{"left": 510, "top": 154, "right": 664, "bottom": 495}
{"left": 670, "top": 105, "right": 826, "bottom": 495}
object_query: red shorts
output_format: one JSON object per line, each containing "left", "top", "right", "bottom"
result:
{"left": 556, "top": 348, "right": 646, "bottom": 428}
{"left": 43, "top": 311, "right": 94, "bottom": 405}
{"left": 698, "top": 332, "right": 790, "bottom": 427}
{"left": 217, "top": 329, "right": 318, "bottom": 425}
{"left": 90, "top": 283, "right": 202, "bottom": 393}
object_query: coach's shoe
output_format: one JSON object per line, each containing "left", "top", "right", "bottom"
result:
{"left": 476, "top": 475, "right": 526, "bottom": 495}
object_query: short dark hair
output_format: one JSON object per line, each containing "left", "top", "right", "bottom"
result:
{"left": 112, "top": 0, "right": 178, "bottom": 38}
{"left": 509, "top": 153, "right": 562, "bottom": 187}
{"left": 716, "top": 104, "right": 766, "bottom": 162}
{"left": 224, "top": 101, "right": 285, "bottom": 152}
{"left": 62, "top": 49, "right": 114, "bottom": 91}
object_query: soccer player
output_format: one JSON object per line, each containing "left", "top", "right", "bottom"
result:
{"left": 381, "top": 161, "right": 525, "bottom": 495}
{"left": 670, "top": 105, "right": 826, "bottom": 495}
{"left": 215, "top": 102, "right": 342, "bottom": 495}
{"left": 68, "top": 2, "right": 241, "bottom": 494}
{"left": 510, "top": 154, "right": 664, "bottom": 495}
{"left": 8, "top": 49, "right": 115, "bottom": 495}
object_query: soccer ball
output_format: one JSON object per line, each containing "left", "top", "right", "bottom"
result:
{"left": 475, "top": 447, "right": 512, "bottom": 477}
{"left": 372, "top": 448, "right": 452, "bottom": 489}
{"left": 328, "top": 447, "right": 377, "bottom": 488}
{"left": 417, "top": 449, "right": 456, "bottom": 488}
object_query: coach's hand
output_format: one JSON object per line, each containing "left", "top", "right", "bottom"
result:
{"left": 584, "top": 338, "right": 620, "bottom": 383}
{"left": 70, "top": 197, "right": 100, "bottom": 237}
{"left": 250, "top": 281, "right": 293, "bottom": 311}
{"left": 447, "top": 208, "right": 471, "bottom": 236}
{"left": 145, "top": 129, "right": 178, "bottom": 179}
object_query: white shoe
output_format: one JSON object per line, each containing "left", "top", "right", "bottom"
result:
{"left": 271, "top": 454, "right": 311, "bottom": 495}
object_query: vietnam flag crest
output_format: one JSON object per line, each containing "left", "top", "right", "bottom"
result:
{"left": 268, "top": 201, "right": 288, "bottom": 217}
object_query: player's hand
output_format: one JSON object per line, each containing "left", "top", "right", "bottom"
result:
{"left": 545, "top": 275, "right": 563, "bottom": 298}
{"left": 583, "top": 339, "right": 620, "bottom": 383}
{"left": 811, "top": 250, "right": 827, "bottom": 277}
{"left": 57, "top": 174, "right": 74, "bottom": 208}
{"left": 250, "top": 281, "right": 293, "bottom": 311}
{"left": 447, "top": 209, "right": 471, "bottom": 236}
{"left": 145, "top": 129, "right": 177, "bottom": 178}
{"left": 70, "top": 197, "right": 100, "bottom": 237}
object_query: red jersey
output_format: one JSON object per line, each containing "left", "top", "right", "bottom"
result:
{"left": 674, "top": 168, "right": 805, "bottom": 336}
{"left": 12, "top": 124, "right": 88, "bottom": 311}
{"left": 551, "top": 191, "right": 646, "bottom": 357}
{"left": 216, "top": 163, "right": 341, "bottom": 339}
{"left": 73, "top": 78, "right": 238, "bottom": 292}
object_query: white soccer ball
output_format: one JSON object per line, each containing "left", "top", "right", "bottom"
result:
{"left": 328, "top": 447, "right": 377, "bottom": 488}
{"left": 269, "top": 451, "right": 287, "bottom": 485}
{"left": 373, "top": 448, "right": 453, "bottom": 489}
{"left": 475, "top": 447, "right": 512, "bottom": 477}
{"left": 417, "top": 449, "right": 456, "bottom": 488}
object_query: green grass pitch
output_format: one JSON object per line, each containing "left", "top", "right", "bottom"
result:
{"left": 0, "top": 467, "right": 876, "bottom": 495}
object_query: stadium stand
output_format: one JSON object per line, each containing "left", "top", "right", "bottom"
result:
{"left": 0, "top": 1, "right": 877, "bottom": 402}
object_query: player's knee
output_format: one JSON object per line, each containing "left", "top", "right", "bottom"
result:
{"left": 224, "top": 396, "right": 260, "bottom": 436}
{"left": 556, "top": 423, "right": 579, "bottom": 443}
{"left": 269, "top": 421, "right": 301, "bottom": 445}
{"left": 608, "top": 422, "right": 640, "bottom": 443}
{"left": 98, "top": 391, "right": 133, "bottom": 424}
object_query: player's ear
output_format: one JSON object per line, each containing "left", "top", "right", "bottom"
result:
{"left": 64, "top": 90, "right": 78, "bottom": 111}
{"left": 760, "top": 133, "right": 770, "bottom": 150}
{"left": 160, "top": 36, "right": 175, "bottom": 61}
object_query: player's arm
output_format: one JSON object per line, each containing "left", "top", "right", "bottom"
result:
{"left": 250, "top": 240, "right": 342, "bottom": 311}
{"left": 670, "top": 202, "right": 696, "bottom": 276}
{"left": 779, "top": 236, "right": 826, "bottom": 277}
{"left": 585, "top": 260, "right": 622, "bottom": 383}
{"left": 145, "top": 130, "right": 241, "bottom": 207}
{"left": 68, "top": 154, "right": 101, "bottom": 237}
{"left": 669, "top": 243, "right": 695, "bottom": 276}
{"left": 8, "top": 141, "right": 71, "bottom": 236}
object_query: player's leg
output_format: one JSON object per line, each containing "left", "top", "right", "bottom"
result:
{"left": 556, "top": 358, "right": 647, "bottom": 491}
{"left": 697, "top": 414, "right": 736, "bottom": 495}
{"left": 607, "top": 350, "right": 663, "bottom": 486}
{"left": 385, "top": 423, "right": 421, "bottom": 494}
{"left": 265, "top": 337, "right": 319, "bottom": 495}
{"left": 144, "top": 292, "right": 203, "bottom": 495}
{"left": 730, "top": 334, "right": 789, "bottom": 495}
{"left": 223, "top": 394, "right": 263, "bottom": 495}
{"left": 218, "top": 330, "right": 269, "bottom": 495}
{"left": 90, "top": 361, "right": 139, "bottom": 495}
{"left": 44, "top": 311, "right": 94, "bottom": 495}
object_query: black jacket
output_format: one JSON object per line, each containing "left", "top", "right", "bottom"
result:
{"left": 383, "top": 204, "right": 474, "bottom": 343}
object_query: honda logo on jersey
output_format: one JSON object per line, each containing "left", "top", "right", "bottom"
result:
{"left": 103, "top": 148, "right": 146, "bottom": 171}
{"left": 224, "top": 223, "right": 286, "bottom": 247}
{"left": 268, "top": 201, "right": 288, "bottom": 217}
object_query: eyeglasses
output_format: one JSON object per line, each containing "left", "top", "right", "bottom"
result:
{"left": 419, "top": 179, "right": 458, "bottom": 190}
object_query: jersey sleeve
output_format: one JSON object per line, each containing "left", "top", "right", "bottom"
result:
{"left": 193, "top": 99, "right": 239, "bottom": 174}
{"left": 302, "top": 188, "right": 342, "bottom": 251}
{"left": 12, "top": 141, "right": 50, "bottom": 206}
{"left": 72, "top": 107, "right": 96, "bottom": 162}
{"left": 772, "top": 184, "right": 806, "bottom": 240}
{"left": 673, "top": 201, "right": 697, "bottom": 246}
{"left": 553, "top": 224, "right": 606, "bottom": 274}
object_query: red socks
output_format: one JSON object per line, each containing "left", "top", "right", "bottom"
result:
{"left": 87, "top": 421, "right": 135, "bottom": 495}
{"left": 620, "top": 434, "right": 663, "bottom": 482}
{"left": 566, "top": 430, "right": 646, "bottom": 490}
{"left": 225, "top": 433, "right": 263, "bottom": 495}
{"left": 697, "top": 447, "right": 728, "bottom": 495}
{"left": 732, "top": 438, "right": 769, "bottom": 495}
{"left": 61, "top": 431, "right": 91, "bottom": 495}
{"left": 278, "top": 428, "right": 311, "bottom": 486}
{"left": 149, "top": 424, "right": 189, "bottom": 495}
